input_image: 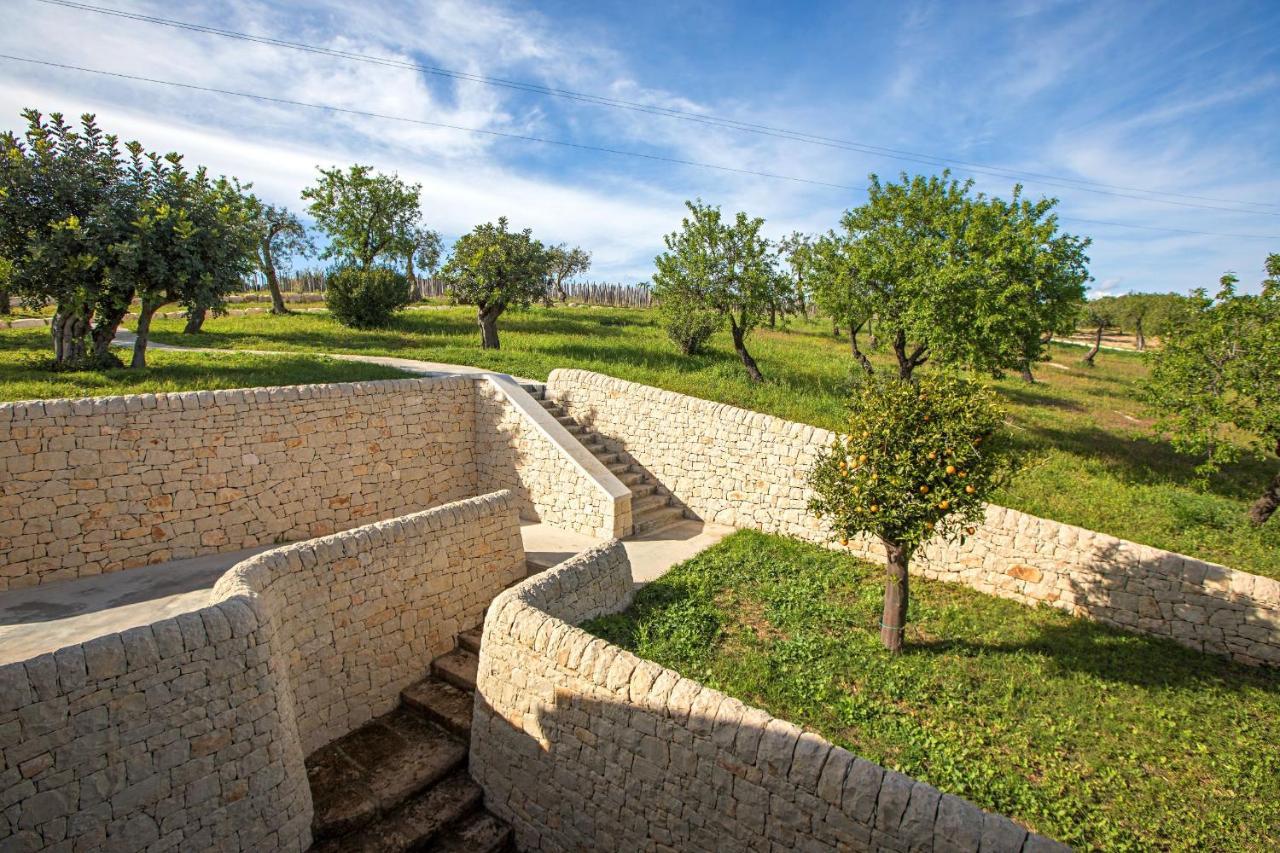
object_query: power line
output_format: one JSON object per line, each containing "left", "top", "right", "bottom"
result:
{"left": 0, "top": 54, "right": 864, "bottom": 192}
{"left": 5, "top": 53, "right": 1278, "bottom": 243}
{"left": 30, "top": 0, "right": 1280, "bottom": 217}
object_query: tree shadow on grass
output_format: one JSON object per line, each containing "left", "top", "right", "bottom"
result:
{"left": 995, "top": 384, "right": 1087, "bottom": 413}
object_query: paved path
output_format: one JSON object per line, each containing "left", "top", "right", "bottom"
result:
{"left": 0, "top": 522, "right": 730, "bottom": 665}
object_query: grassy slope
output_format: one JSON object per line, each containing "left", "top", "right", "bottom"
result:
{"left": 141, "top": 305, "right": 1280, "bottom": 579}
{"left": 585, "top": 531, "right": 1280, "bottom": 851}
{"left": 0, "top": 328, "right": 410, "bottom": 402}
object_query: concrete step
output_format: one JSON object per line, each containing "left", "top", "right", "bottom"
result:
{"left": 614, "top": 468, "right": 642, "bottom": 485}
{"left": 429, "top": 812, "right": 515, "bottom": 853}
{"left": 555, "top": 414, "right": 576, "bottom": 426}
{"left": 431, "top": 648, "right": 479, "bottom": 692}
{"left": 606, "top": 461, "right": 632, "bottom": 475}
{"left": 457, "top": 625, "right": 483, "bottom": 655}
{"left": 308, "top": 768, "right": 483, "bottom": 853}
{"left": 632, "top": 505, "right": 687, "bottom": 534}
{"left": 308, "top": 708, "right": 467, "bottom": 842}
{"left": 401, "top": 677, "right": 475, "bottom": 738}
{"left": 631, "top": 493, "right": 671, "bottom": 514}
{"left": 629, "top": 482, "right": 657, "bottom": 499}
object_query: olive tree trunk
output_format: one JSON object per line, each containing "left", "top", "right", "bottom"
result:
{"left": 131, "top": 297, "right": 168, "bottom": 368}
{"left": 1134, "top": 318, "right": 1145, "bottom": 353}
{"left": 478, "top": 304, "right": 503, "bottom": 350}
{"left": 184, "top": 306, "right": 207, "bottom": 335}
{"left": 729, "top": 314, "right": 763, "bottom": 383}
{"left": 261, "top": 240, "right": 289, "bottom": 314}
{"left": 1248, "top": 444, "right": 1280, "bottom": 525}
{"left": 1082, "top": 324, "right": 1104, "bottom": 366}
{"left": 1020, "top": 358, "right": 1036, "bottom": 383}
{"left": 850, "top": 320, "right": 875, "bottom": 376}
{"left": 880, "top": 539, "right": 910, "bottom": 654}
{"left": 50, "top": 305, "right": 91, "bottom": 365}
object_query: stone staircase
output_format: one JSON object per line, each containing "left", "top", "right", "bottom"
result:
{"left": 522, "top": 383, "right": 687, "bottom": 535}
{"left": 304, "top": 553, "right": 561, "bottom": 853}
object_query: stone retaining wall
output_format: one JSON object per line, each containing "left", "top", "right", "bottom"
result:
{"left": 546, "top": 369, "right": 1280, "bottom": 666}
{"left": 0, "top": 491, "right": 523, "bottom": 852}
{"left": 471, "top": 541, "right": 1063, "bottom": 852}
{"left": 0, "top": 374, "right": 624, "bottom": 590}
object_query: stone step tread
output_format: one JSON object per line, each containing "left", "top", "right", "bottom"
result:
{"left": 401, "top": 677, "right": 475, "bottom": 737}
{"left": 308, "top": 769, "right": 483, "bottom": 853}
{"left": 432, "top": 647, "right": 479, "bottom": 692}
{"left": 457, "top": 625, "right": 483, "bottom": 655}
{"left": 633, "top": 506, "right": 687, "bottom": 533}
{"left": 308, "top": 709, "right": 467, "bottom": 841}
{"left": 628, "top": 482, "right": 657, "bottom": 499}
{"left": 632, "top": 493, "right": 671, "bottom": 513}
{"left": 427, "top": 812, "right": 514, "bottom": 853}
{"left": 606, "top": 461, "right": 632, "bottom": 474}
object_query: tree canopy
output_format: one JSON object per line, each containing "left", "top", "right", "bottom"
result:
{"left": 301, "top": 164, "right": 421, "bottom": 269}
{"left": 253, "top": 203, "right": 312, "bottom": 314}
{"left": 440, "top": 217, "right": 549, "bottom": 349}
{"left": 808, "top": 371, "right": 1017, "bottom": 652}
{"left": 652, "top": 199, "right": 779, "bottom": 382}
{"left": 544, "top": 244, "right": 591, "bottom": 304}
{"left": 835, "top": 172, "right": 1090, "bottom": 381}
{"left": 1146, "top": 257, "right": 1280, "bottom": 524}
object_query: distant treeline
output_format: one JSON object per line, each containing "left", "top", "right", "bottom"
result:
{"left": 272, "top": 269, "right": 654, "bottom": 307}
{"left": 1083, "top": 292, "right": 1191, "bottom": 351}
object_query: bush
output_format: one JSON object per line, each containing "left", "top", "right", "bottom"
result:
{"left": 324, "top": 267, "right": 412, "bottom": 329}
{"left": 659, "top": 296, "right": 722, "bottom": 355}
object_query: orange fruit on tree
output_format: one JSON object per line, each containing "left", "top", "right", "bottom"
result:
{"left": 938, "top": 500, "right": 950, "bottom": 510}
{"left": 946, "top": 464, "right": 957, "bottom": 475}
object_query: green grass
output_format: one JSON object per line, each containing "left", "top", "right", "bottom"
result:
{"left": 0, "top": 328, "right": 411, "bottom": 402}
{"left": 139, "top": 305, "right": 1280, "bottom": 578}
{"left": 585, "top": 530, "right": 1280, "bottom": 851}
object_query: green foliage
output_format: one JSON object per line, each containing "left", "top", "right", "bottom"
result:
{"left": 323, "top": 266, "right": 412, "bottom": 329}
{"left": 301, "top": 164, "right": 421, "bottom": 269}
{"left": 837, "top": 172, "right": 1090, "bottom": 379}
{"left": 439, "top": 217, "right": 549, "bottom": 349}
{"left": 657, "top": 292, "right": 723, "bottom": 355}
{"left": 809, "top": 372, "right": 1017, "bottom": 554}
{"left": 584, "top": 530, "right": 1280, "bottom": 851}
{"left": 544, "top": 244, "right": 591, "bottom": 302}
{"left": 1146, "top": 258, "right": 1280, "bottom": 519}
{"left": 651, "top": 199, "right": 778, "bottom": 380}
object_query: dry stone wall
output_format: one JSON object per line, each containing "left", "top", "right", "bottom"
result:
{"left": 0, "top": 377, "right": 477, "bottom": 590}
{"left": 475, "top": 378, "right": 630, "bottom": 539}
{"left": 546, "top": 369, "right": 1280, "bottom": 666}
{"left": 0, "top": 374, "right": 626, "bottom": 591}
{"left": 0, "top": 491, "right": 523, "bottom": 852}
{"left": 471, "top": 541, "right": 1065, "bottom": 852}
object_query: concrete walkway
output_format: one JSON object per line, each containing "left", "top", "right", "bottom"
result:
{"left": 0, "top": 521, "right": 731, "bottom": 665}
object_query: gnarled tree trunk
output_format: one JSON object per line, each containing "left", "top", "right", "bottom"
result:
{"left": 729, "top": 312, "right": 763, "bottom": 383}
{"left": 262, "top": 240, "right": 289, "bottom": 314}
{"left": 850, "top": 320, "right": 874, "bottom": 376}
{"left": 880, "top": 539, "right": 910, "bottom": 654}
{"left": 1082, "top": 324, "right": 1104, "bottom": 367}
{"left": 50, "top": 305, "right": 91, "bottom": 366}
{"left": 1020, "top": 358, "right": 1035, "bottom": 383}
{"left": 1248, "top": 444, "right": 1280, "bottom": 525}
{"left": 131, "top": 296, "right": 168, "bottom": 368}
{"left": 478, "top": 304, "right": 503, "bottom": 350}
{"left": 184, "top": 306, "right": 207, "bottom": 334}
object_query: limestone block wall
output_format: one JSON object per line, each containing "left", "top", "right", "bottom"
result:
{"left": 475, "top": 376, "right": 631, "bottom": 539}
{"left": 0, "top": 377, "right": 477, "bottom": 590}
{"left": 471, "top": 541, "right": 1062, "bottom": 852}
{"left": 0, "top": 491, "right": 523, "bottom": 852}
{"left": 546, "top": 369, "right": 1280, "bottom": 666}
{"left": 215, "top": 489, "right": 525, "bottom": 754}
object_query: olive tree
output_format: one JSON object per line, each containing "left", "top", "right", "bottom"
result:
{"left": 809, "top": 372, "right": 1017, "bottom": 652}
{"left": 544, "top": 244, "right": 591, "bottom": 305}
{"left": 809, "top": 230, "right": 876, "bottom": 373}
{"left": 440, "top": 217, "right": 549, "bottom": 349}
{"left": 838, "top": 172, "right": 1089, "bottom": 381}
{"left": 1146, "top": 258, "right": 1280, "bottom": 525}
{"left": 301, "top": 164, "right": 421, "bottom": 269}
{"left": 254, "top": 203, "right": 312, "bottom": 314}
{"left": 0, "top": 110, "right": 132, "bottom": 366}
{"left": 652, "top": 200, "right": 777, "bottom": 382}
{"left": 1079, "top": 297, "right": 1117, "bottom": 367}
{"left": 405, "top": 226, "right": 442, "bottom": 296}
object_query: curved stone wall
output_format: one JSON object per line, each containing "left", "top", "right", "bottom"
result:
{"left": 0, "top": 491, "right": 523, "bottom": 852}
{"left": 471, "top": 542, "right": 1064, "bottom": 852}
{"left": 545, "top": 369, "right": 1280, "bottom": 666}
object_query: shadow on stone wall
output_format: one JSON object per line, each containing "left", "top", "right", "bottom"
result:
{"left": 472, "top": 687, "right": 1054, "bottom": 853}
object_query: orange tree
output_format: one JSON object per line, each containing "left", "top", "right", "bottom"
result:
{"left": 808, "top": 372, "right": 1017, "bottom": 653}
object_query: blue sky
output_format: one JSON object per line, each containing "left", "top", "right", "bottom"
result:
{"left": 3, "top": 0, "right": 1279, "bottom": 293}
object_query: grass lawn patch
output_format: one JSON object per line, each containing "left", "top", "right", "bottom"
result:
{"left": 0, "top": 328, "right": 411, "bottom": 402}
{"left": 146, "top": 306, "right": 1280, "bottom": 579}
{"left": 585, "top": 530, "right": 1280, "bottom": 851}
